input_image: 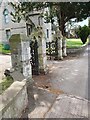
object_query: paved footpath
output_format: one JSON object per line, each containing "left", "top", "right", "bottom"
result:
{"left": 45, "top": 94, "right": 88, "bottom": 118}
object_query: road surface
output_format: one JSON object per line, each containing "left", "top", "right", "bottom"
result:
{"left": 22, "top": 45, "right": 89, "bottom": 118}
{"left": 34, "top": 45, "right": 89, "bottom": 100}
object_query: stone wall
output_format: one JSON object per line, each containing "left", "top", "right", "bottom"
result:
{"left": 0, "top": 80, "right": 28, "bottom": 119}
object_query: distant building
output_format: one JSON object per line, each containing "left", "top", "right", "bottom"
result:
{"left": 0, "top": 1, "right": 53, "bottom": 44}
{"left": 66, "top": 28, "right": 78, "bottom": 38}
{"left": 0, "top": 2, "right": 27, "bottom": 44}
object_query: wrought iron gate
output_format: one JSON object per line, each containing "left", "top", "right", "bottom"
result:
{"left": 30, "top": 40, "right": 39, "bottom": 75}
{"left": 46, "top": 39, "right": 58, "bottom": 60}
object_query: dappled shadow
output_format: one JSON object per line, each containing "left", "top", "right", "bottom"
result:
{"left": 21, "top": 80, "right": 57, "bottom": 118}
{"left": 21, "top": 45, "right": 89, "bottom": 118}
{"left": 21, "top": 81, "right": 36, "bottom": 118}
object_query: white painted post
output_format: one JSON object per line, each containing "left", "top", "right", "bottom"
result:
{"left": 62, "top": 37, "right": 67, "bottom": 57}
{"left": 58, "top": 37, "right": 63, "bottom": 60}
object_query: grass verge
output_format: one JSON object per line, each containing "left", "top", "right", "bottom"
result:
{"left": 0, "top": 44, "right": 10, "bottom": 54}
{"left": 66, "top": 38, "right": 88, "bottom": 49}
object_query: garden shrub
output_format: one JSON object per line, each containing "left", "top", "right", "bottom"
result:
{"left": 3, "top": 44, "right": 10, "bottom": 50}
{"left": 77, "top": 25, "right": 90, "bottom": 44}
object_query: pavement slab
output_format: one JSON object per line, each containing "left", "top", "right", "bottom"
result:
{"left": 45, "top": 94, "right": 89, "bottom": 118}
{"left": 21, "top": 83, "right": 58, "bottom": 118}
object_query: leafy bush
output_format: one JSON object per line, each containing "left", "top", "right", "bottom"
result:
{"left": 3, "top": 44, "right": 10, "bottom": 50}
{"left": 0, "top": 44, "right": 11, "bottom": 54}
{"left": 77, "top": 25, "right": 90, "bottom": 44}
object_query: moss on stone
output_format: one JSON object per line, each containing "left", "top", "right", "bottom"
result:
{"left": 0, "top": 76, "right": 14, "bottom": 94}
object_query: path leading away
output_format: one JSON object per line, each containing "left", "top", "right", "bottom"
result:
{"left": 0, "top": 45, "right": 89, "bottom": 118}
{"left": 34, "top": 45, "right": 88, "bottom": 100}
{"left": 22, "top": 45, "right": 89, "bottom": 118}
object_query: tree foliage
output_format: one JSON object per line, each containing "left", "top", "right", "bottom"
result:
{"left": 10, "top": 2, "right": 90, "bottom": 36}
{"left": 45, "top": 2, "right": 90, "bottom": 36}
{"left": 89, "top": 18, "right": 90, "bottom": 27}
{"left": 9, "top": 2, "right": 44, "bottom": 22}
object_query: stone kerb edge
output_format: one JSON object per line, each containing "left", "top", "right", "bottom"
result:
{"left": 67, "top": 44, "right": 87, "bottom": 55}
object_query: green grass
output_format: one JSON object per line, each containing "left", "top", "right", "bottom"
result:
{"left": 0, "top": 76, "right": 14, "bottom": 94}
{"left": 0, "top": 44, "right": 11, "bottom": 54}
{"left": 66, "top": 38, "right": 88, "bottom": 49}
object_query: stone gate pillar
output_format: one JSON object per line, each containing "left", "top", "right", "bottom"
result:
{"left": 55, "top": 28, "right": 63, "bottom": 60}
{"left": 9, "top": 34, "right": 32, "bottom": 81}
{"left": 37, "top": 27, "right": 48, "bottom": 74}
{"left": 57, "top": 37, "right": 63, "bottom": 60}
{"left": 21, "top": 34, "right": 32, "bottom": 79}
{"left": 62, "top": 37, "right": 67, "bottom": 57}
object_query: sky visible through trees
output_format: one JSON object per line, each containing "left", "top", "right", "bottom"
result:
{"left": 76, "top": 18, "right": 89, "bottom": 27}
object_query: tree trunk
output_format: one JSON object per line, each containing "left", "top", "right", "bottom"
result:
{"left": 60, "top": 21, "right": 66, "bottom": 36}
{"left": 57, "top": 11, "right": 67, "bottom": 57}
{"left": 58, "top": 11, "right": 66, "bottom": 37}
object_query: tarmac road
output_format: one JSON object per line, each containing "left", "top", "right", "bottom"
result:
{"left": 0, "top": 46, "right": 88, "bottom": 100}
{"left": 47, "top": 45, "right": 89, "bottom": 100}
{"left": 25, "top": 45, "right": 89, "bottom": 118}
{"left": 44, "top": 46, "right": 90, "bottom": 118}
{"left": 22, "top": 45, "right": 89, "bottom": 118}
{"left": 33, "top": 45, "right": 89, "bottom": 100}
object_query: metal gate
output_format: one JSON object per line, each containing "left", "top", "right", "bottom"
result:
{"left": 30, "top": 40, "right": 39, "bottom": 75}
{"left": 46, "top": 39, "right": 58, "bottom": 60}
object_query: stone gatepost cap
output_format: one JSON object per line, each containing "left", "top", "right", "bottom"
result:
{"left": 9, "top": 34, "right": 29, "bottom": 43}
